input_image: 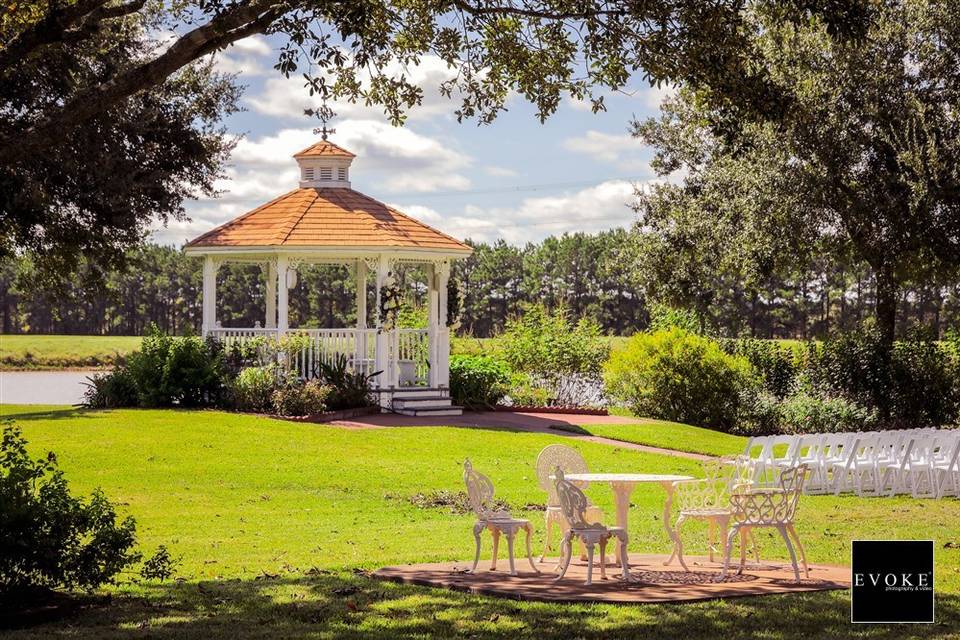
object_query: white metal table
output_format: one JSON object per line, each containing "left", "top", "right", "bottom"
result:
{"left": 563, "top": 472, "right": 693, "bottom": 563}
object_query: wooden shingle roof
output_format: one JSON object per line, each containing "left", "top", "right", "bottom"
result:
{"left": 184, "top": 187, "right": 471, "bottom": 253}
{"left": 292, "top": 141, "right": 356, "bottom": 159}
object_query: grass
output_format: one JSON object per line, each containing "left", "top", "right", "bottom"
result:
{"left": 0, "top": 335, "right": 142, "bottom": 369}
{"left": 1, "top": 404, "right": 959, "bottom": 639}
{"left": 578, "top": 416, "right": 748, "bottom": 458}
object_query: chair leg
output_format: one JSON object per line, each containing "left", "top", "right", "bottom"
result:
{"left": 584, "top": 542, "right": 596, "bottom": 586}
{"left": 505, "top": 529, "right": 517, "bottom": 576}
{"left": 470, "top": 522, "right": 483, "bottom": 573}
{"left": 490, "top": 528, "right": 500, "bottom": 571}
{"left": 776, "top": 525, "right": 801, "bottom": 583}
{"left": 674, "top": 514, "right": 690, "bottom": 571}
{"left": 599, "top": 538, "right": 608, "bottom": 581}
{"left": 524, "top": 523, "right": 539, "bottom": 573}
{"left": 555, "top": 533, "right": 574, "bottom": 582}
{"left": 720, "top": 526, "right": 739, "bottom": 580}
{"left": 786, "top": 523, "right": 809, "bottom": 579}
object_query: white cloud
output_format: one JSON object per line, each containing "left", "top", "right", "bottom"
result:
{"left": 562, "top": 130, "right": 651, "bottom": 170}
{"left": 247, "top": 54, "right": 461, "bottom": 122}
{"left": 231, "top": 35, "right": 272, "bottom": 56}
{"left": 484, "top": 165, "right": 518, "bottom": 177}
{"left": 389, "top": 179, "right": 642, "bottom": 244}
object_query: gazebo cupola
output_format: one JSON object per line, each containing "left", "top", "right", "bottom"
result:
{"left": 294, "top": 140, "right": 354, "bottom": 189}
{"left": 183, "top": 138, "right": 472, "bottom": 414}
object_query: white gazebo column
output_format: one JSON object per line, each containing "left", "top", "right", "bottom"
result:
{"left": 374, "top": 254, "right": 390, "bottom": 389}
{"left": 276, "top": 255, "right": 289, "bottom": 331}
{"left": 436, "top": 260, "right": 451, "bottom": 388}
{"left": 427, "top": 263, "right": 440, "bottom": 387}
{"left": 265, "top": 260, "right": 277, "bottom": 329}
{"left": 355, "top": 259, "right": 368, "bottom": 329}
{"left": 201, "top": 256, "right": 219, "bottom": 336}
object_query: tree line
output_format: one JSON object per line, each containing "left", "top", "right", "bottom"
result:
{"left": 2, "top": 230, "right": 957, "bottom": 339}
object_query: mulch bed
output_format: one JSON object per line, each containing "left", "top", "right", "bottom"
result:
{"left": 374, "top": 553, "right": 849, "bottom": 604}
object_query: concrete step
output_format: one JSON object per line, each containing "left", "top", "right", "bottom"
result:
{"left": 392, "top": 396, "right": 452, "bottom": 409}
{"left": 393, "top": 404, "right": 463, "bottom": 417}
{"left": 389, "top": 387, "right": 450, "bottom": 399}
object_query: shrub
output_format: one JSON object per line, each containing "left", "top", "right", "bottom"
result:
{"left": 0, "top": 425, "right": 139, "bottom": 595}
{"left": 775, "top": 393, "right": 878, "bottom": 434}
{"left": 500, "top": 304, "right": 609, "bottom": 376}
{"left": 604, "top": 328, "right": 755, "bottom": 432}
{"left": 313, "top": 354, "right": 379, "bottom": 410}
{"left": 449, "top": 355, "right": 510, "bottom": 408}
{"left": 83, "top": 367, "right": 139, "bottom": 408}
{"left": 233, "top": 366, "right": 276, "bottom": 413}
{"left": 504, "top": 372, "right": 552, "bottom": 407}
{"left": 647, "top": 303, "right": 705, "bottom": 334}
{"left": 722, "top": 338, "right": 799, "bottom": 399}
{"left": 808, "top": 325, "right": 958, "bottom": 428}
{"left": 140, "top": 545, "right": 179, "bottom": 582}
{"left": 271, "top": 379, "right": 331, "bottom": 416}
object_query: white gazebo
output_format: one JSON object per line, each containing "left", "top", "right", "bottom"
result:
{"left": 184, "top": 139, "right": 472, "bottom": 415}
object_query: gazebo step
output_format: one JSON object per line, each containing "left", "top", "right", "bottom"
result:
{"left": 393, "top": 404, "right": 463, "bottom": 417}
{"left": 389, "top": 387, "right": 450, "bottom": 399}
{"left": 392, "top": 396, "right": 453, "bottom": 409}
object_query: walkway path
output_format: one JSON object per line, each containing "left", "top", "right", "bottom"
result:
{"left": 332, "top": 411, "right": 711, "bottom": 461}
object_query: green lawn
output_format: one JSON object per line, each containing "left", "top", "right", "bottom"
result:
{"left": 1, "top": 404, "right": 958, "bottom": 639}
{"left": 577, "top": 418, "right": 748, "bottom": 457}
{"left": 0, "top": 334, "right": 142, "bottom": 369}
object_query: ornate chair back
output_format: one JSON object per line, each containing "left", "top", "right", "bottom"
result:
{"left": 553, "top": 467, "right": 595, "bottom": 530}
{"left": 463, "top": 458, "right": 498, "bottom": 521}
{"left": 536, "top": 445, "right": 590, "bottom": 508}
{"left": 730, "top": 464, "right": 807, "bottom": 525}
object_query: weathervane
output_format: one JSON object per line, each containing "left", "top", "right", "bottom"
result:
{"left": 309, "top": 102, "right": 337, "bottom": 140}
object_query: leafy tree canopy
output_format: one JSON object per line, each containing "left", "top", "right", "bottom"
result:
{"left": 1, "top": 0, "right": 870, "bottom": 272}
{"left": 633, "top": 0, "right": 960, "bottom": 346}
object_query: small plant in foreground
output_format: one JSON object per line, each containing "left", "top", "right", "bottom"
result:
{"left": 139, "top": 545, "right": 179, "bottom": 582}
{"left": 0, "top": 424, "right": 139, "bottom": 595}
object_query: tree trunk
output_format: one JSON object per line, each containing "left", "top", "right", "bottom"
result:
{"left": 875, "top": 266, "right": 898, "bottom": 351}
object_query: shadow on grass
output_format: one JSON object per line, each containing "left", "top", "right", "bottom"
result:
{"left": 0, "top": 407, "right": 96, "bottom": 421}
{"left": 3, "top": 572, "right": 957, "bottom": 639}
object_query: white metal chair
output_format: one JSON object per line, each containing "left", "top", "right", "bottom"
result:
{"left": 721, "top": 464, "right": 810, "bottom": 583}
{"left": 553, "top": 467, "right": 630, "bottom": 585}
{"left": 535, "top": 444, "right": 606, "bottom": 562}
{"left": 463, "top": 459, "right": 539, "bottom": 576}
{"left": 672, "top": 456, "right": 759, "bottom": 570}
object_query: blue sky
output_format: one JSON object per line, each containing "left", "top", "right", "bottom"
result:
{"left": 153, "top": 35, "right": 674, "bottom": 247}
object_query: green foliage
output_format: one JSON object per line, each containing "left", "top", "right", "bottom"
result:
{"left": 123, "top": 328, "right": 228, "bottom": 407}
{"left": 648, "top": 303, "right": 704, "bottom": 334}
{"left": 82, "top": 367, "right": 139, "bottom": 408}
{"left": 604, "top": 328, "right": 755, "bottom": 432}
{"left": 313, "top": 355, "right": 380, "bottom": 410}
{"left": 775, "top": 393, "right": 878, "bottom": 435}
{"left": 500, "top": 304, "right": 609, "bottom": 376}
{"left": 808, "top": 326, "right": 959, "bottom": 428}
{"left": 139, "top": 545, "right": 178, "bottom": 582}
{"left": 271, "top": 380, "right": 331, "bottom": 417}
{"left": 0, "top": 425, "right": 139, "bottom": 594}
{"left": 505, "top": 372, "right": 553, "bottom": 407}
{"left": 232, "top": 366, "right": 276, "bottom": 413}
{"left": 722, "top": 338, "right": 799, "bottom": 399}
{"left": 449, "top": 355, "right": 511, "bottom": 409}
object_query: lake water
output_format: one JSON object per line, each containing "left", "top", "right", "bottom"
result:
{"left": 0, "top": 370, "right": 96, "bottom": 405}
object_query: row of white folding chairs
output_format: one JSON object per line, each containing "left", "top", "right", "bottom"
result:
{"left": 742, "top": 428, "right": 960, "bottom": 498}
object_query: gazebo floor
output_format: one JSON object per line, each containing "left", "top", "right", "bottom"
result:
{"left": 373, "top": 553, "right": 849, "bottom": 603}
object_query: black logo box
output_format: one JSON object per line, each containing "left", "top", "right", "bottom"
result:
{"left": 851, "top": 540, "right": 934, "bottom": 624}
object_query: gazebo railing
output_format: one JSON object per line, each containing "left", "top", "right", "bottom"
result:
{"left": 395, "top": 328, "right": 430, "bottom": 387}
